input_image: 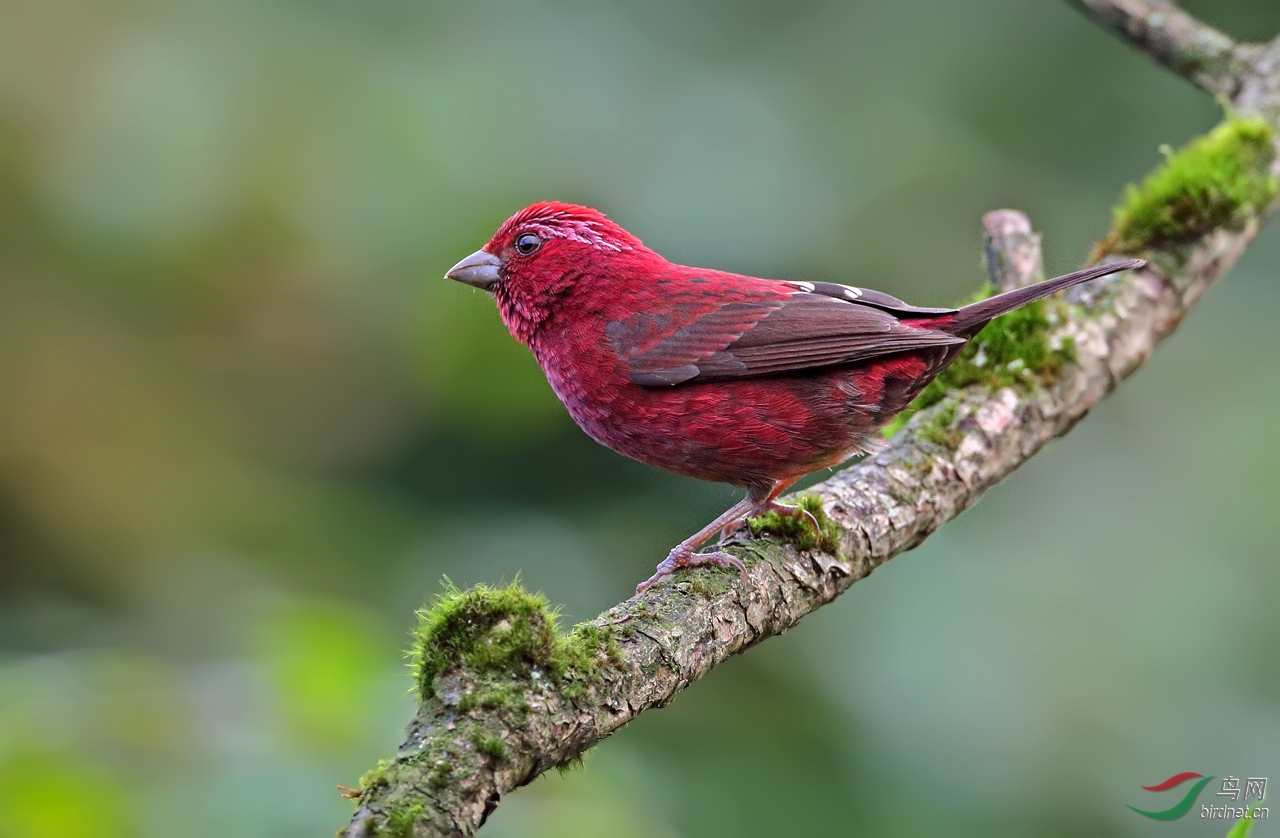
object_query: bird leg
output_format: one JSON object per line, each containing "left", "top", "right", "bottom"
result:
{"left": 739, "top": 478, "right": 816, "bottom": 533}
{"left": 635, "top": 495, "right": 758, "bottom": 593}
{"left": 635, "top": 480, "right": 802, "bottom": 593}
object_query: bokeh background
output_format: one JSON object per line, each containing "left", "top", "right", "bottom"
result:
{"left": 2, "top": 1, "right": 1279, "bottom": 836}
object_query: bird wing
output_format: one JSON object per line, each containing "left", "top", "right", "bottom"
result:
{"left": 607, "top": 282, "right": 964, "bottom": 388}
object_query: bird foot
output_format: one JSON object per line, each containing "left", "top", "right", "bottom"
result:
{"left": 636, "top": 548, "right": 748, "bottom": 593}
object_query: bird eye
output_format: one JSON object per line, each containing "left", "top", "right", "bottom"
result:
{"left": 515, "top": 233, "right": 542, "bottom": 255}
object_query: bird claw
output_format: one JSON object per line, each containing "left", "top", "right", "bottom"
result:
{"left": 635, "top": 548, "right": 748, "bottom": 593}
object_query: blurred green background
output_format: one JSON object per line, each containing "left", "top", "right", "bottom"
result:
{"left": 2, "top": 1, "right": 1279, "bottom": 836}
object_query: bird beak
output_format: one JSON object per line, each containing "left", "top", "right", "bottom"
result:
{"left": 445, "top": 250, "right": 502, "bottom": 291}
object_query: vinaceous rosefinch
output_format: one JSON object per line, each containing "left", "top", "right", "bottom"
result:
{"left": 445, "top": 202, "right": 1143, "bottom": 592}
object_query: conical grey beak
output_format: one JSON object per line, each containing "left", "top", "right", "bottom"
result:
{"left": 445, "top": 250, "right": 502, "bottom": 291}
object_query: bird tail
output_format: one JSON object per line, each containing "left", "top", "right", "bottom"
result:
{"left": 947, "top": 258, "right": 1145, "bottom": 336}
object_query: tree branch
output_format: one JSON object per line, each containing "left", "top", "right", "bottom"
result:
{"left": 1066, "top": 0, "right": 1251, "bottom": 97}
{"left": 343, "top": 5, "right": 1280, "bottom": 835}
{"left": 982, "top": 209, "right": 1044, "bottom": 292}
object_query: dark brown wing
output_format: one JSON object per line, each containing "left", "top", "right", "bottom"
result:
{"left": 609, "top": 286, "right": 964, "bottom": 388}
{"left": 798, "top": 281, "right": 956, "bottom": 317}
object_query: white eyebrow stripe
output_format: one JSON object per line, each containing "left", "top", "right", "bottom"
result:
{"left": 527, "top": 219, "right": 632, "bottom": 252}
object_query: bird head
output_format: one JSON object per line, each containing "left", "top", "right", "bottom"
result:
{"left": 445, "top": 202, "right": 650, "bottom": 343}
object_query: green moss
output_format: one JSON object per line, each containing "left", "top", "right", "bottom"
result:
{"left": 918, "top": 400, "right": 962, "bottom": 448}
{"left": 686, "top": 575, "right": 734, "bottom": 598}
{"left": 747, "top": 494, "right": 840, "bottom": 554}
{"left": 884, "top": 284, "right": 1075, "bottom": 436}
{"left": 469, "top": 728, "right": 507, "bottom": 761}
{"left": 558, "top": 622, "right": 624, "bottom": 700}
{"left": 383, "top": 801, "right": 424, "bottom": 838}
{"left": 410, "top": 579, "right": 622, "bottom": 702}
{"left": 357, "top": 758, "right": 393, "bottom": 794}
{"left": 563, "top": 623, "right": 624, "bottom": 672}
{"left": 411, "top": 580, "right": 559, "bottom": 699}
{"left": 1098, "top": 116, "right": 1277, "bottom": 258}
{"left": 458, "top": 681, "right": 531, "bottom": 715}
{"left": 426, "top": 760, "right": 454, "bottom": 788}
{"left": 556, "top": 754, "right": 586, "bottom": 776}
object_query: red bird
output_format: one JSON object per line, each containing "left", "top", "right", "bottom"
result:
{"left": 445, "top": 202, "right": 1142, "bottom": 592}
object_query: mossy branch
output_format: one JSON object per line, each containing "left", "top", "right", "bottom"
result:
{"left": 1096, "top": 116, "right": 1278, "bottom": 261}
{"left": 342, "top": 5, "right": 1280, "bottom": 835}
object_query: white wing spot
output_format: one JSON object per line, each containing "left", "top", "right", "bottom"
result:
{"left": 844, "top": 287, "right": 863, "bottom": 299}
{"left": 788, "top": 281, "right": 816, "bottom": 292}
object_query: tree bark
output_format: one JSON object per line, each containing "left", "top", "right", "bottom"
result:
{"left": 342, "top": 4, "right": 1280, "bottom": 835}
